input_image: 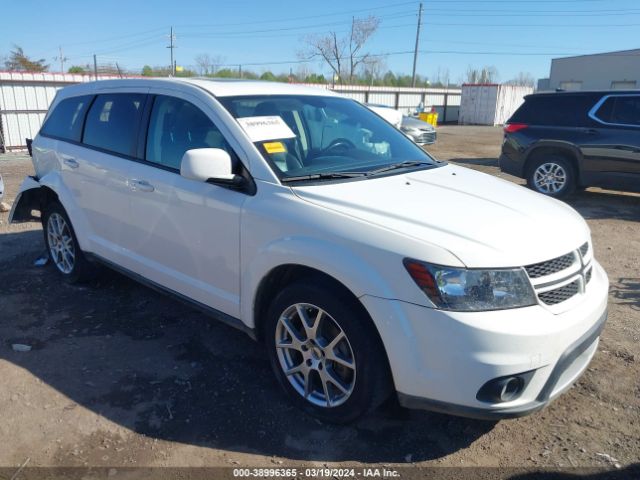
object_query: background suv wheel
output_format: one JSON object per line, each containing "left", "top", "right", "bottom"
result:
{"left": 527, "top": 154, "right": 576, "bottom": 199}
{"left": 264, "top": 278, "right": 392, "bottom": 424}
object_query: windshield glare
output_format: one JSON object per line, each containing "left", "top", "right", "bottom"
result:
{"left": 218, "top": 95, "right": 438, "bottom": 180}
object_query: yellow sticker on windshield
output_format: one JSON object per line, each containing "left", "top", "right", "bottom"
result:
{"left": 263, "top": 141, "right": 286, "bottom": 154}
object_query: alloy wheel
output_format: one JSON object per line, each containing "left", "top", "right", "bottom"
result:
{"left": 47, "top": 213, "right": 76, "bottom": 274}
{"left": 275, "top": 303, "right": 356, "bottom": 408}
{"left": 533, "top": 162, "right": 567, "bottom": 194}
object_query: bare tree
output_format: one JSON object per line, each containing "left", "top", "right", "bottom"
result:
{"left": 303, "top": 15, "right": 380, "bottom": 84}
{"left": 194, "top": 53, "right": 224, "bottom": 76}
{"left": 506, "top": 71, "right": 536, "bottom": 87}
{"left": 465, "top": 65, "right": 499, "bottom": 84}
{"left": 432, "top": 67, "right": 451, "bottom": 87}
{"left": 360, "top": 55, "right": 387, "bottom": 85}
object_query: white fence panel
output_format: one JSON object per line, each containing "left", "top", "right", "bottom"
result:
{"left": 337, "top": 91, "right": 367, "bottom": 103}
{"left": 368, "top": 92, "right": 396, "bottom": 106}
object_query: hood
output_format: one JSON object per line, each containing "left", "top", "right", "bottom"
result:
{"left": 291, "top": 164, "right": 590, "bottom": 268}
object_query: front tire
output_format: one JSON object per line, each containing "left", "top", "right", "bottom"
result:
{"left": 42, "top": 202, "right": 93, "bottom": 283}
{"left": 527, "top": 155, "right": 576, "bottom": 199}
{"left": 264, "top": 279, "right": 392, "bottom": 424}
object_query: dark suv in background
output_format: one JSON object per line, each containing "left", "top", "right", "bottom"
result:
{"left": 499, "top": 91, "right": 640, "bottom": 198}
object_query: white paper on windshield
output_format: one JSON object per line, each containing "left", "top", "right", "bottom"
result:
{"left": 237, "top": 116, "right": 296, "bottom": 142}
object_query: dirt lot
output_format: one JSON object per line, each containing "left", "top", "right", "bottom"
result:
{"left": 0, "top": 126, "right": 638, "bottom": 477}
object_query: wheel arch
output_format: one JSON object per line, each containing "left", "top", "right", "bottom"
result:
{"left": 9, "top": 177, "right": 60, "bottom": 223}
{"left": 253, "top": 264, "right": 374, "bottom": 343}
{"left": 523, "top": 142, "right": 583, "bottom": 184}
{"left": 252, "top": 262, "right": 396, "bottom": 395}
{"left": 22, "top": 170, "right": 90, "bottom": 251}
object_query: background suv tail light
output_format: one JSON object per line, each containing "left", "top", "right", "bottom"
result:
{"left": 504, "top": 123, "right": 528, "bottom": 133}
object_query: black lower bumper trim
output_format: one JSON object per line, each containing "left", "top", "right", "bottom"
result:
{"left": 397, "top": 308, "right": 608, "bottom": 420}
{"left": 397, "top": 392, "right": 546, "bottom": 420}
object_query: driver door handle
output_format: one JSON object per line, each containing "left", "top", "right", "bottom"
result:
{"left": 62, "top": 157, "right": 79, "bottom": 168}
{"left": 129, "top": 179, "right": 155, "bottom": 193}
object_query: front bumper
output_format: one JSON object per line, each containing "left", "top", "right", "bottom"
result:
{"left": 397, "top": 307, "right": 606, "bottom": 419}
{"left": 406, "top": 129, "right": 437, "bottom": 145}
{"left": 361, "top": 260, "right": 609, "bottom": 419}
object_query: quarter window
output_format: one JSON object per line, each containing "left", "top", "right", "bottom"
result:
{"left": 40, "top": 95, "right": 93, "bottom": 142}
{"left": 145, "top": 96, "right": 233, "bottom": 170}
{"left": 611, "top": 80, "right": 637, "bottom": 90}
{"left": 594, "top": 96, "right": 640, "bottom": 126}
{"left": 83, "top": 93, "right": 145, "bottom": 156}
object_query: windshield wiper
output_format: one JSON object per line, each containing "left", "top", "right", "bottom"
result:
{"left": 281, "top": 171, "right": 367, "bottom": 183}
{"left": 365, "top": 160, "right": 434, "bottom": 177}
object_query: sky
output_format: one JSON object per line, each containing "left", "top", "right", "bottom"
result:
{"left": 2, "top": 0, "right": 640, "bottom": 84}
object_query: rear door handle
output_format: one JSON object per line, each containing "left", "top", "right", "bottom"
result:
{"left": 129, "top": 179, "right": 155, "bottom": 193}
{"left": 583, "top": 128, "right": 598, "bottom": 135}
{"left": 62, "top": 157, "right": 79, "bottom": 168}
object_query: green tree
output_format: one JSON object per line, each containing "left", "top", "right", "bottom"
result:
{"left": 214, "top": 68, "right": 238, "bottom": 78}
{"left": 67, "top": 65, "right": 86, "bottom": 74}
{"left": 260, "top": 71, "right": 277, "bottom": 81}
{"left": 304, "top": 73, "right": 326, "bottom": 84}
{"left": 243, "top": 70, "right": 259, "bottom": 80}
{"left": 5, "top": 45, "right": 49, "bottom": 72}
{"left": 175, "top": 68, "right": 196, "bottom": 77}
{"left": 141, "top": 65, "right": 154, "bottom": 76}
{"left": 382, "top": 71, "right": 397, "bottom": 87}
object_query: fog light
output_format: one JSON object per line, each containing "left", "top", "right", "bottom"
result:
{"left": 476, "top": 371, "right": 534, "bottom": 403}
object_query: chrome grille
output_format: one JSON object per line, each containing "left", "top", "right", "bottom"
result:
{"left": 538, "top": 280, "right": 580, "bottom": 306}
{"left": 525, "top": 252, "right": 575, "bottom": 279}
{"left": 580, "top": 242, "right": 589, "bottom": 257}
{"left": 417, "top": 131, "right": 436, "bottom": 144}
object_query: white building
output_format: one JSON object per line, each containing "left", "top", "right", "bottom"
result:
{"left": 458, "top": 84, "right": 533, "bottom": 126}
{"left": 542, "top": 48, "right": 640, "bottom": 91}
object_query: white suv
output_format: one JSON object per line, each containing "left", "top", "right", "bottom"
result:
{"left": 11, "top": 79, "right": 608, "bottom": 423}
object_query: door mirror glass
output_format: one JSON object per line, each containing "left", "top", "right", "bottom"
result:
{"left": 180, "top": 148, "right": 234, "bottom": 182}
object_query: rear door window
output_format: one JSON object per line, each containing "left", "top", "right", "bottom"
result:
{"left": 145, "top": 95, "right": 234, "bottom": 170}
{"left": 83, "top": 93, "right": 145, "bottom": 156}
{"left": 40, "top": 95, "right": 93, "bottom": 142}
{"left": 509, "top": 95, "right": 597, "bottom": 127}
{"left": 594, "top": 96, "right": 640, "bottom": 127}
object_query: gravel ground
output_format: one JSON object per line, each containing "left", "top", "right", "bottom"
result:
{"left": 0, "top": 126, "right": 638, "bottom": 477}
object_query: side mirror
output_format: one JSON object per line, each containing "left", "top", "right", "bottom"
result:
{"left": 180, "top": 148, "right": 233, "bottom": 181}
{"left": 180, "top": 148, "right": 246, "bottom": 189}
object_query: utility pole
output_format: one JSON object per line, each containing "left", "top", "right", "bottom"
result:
{"left": 93, "top": 54, "right": 98, "bottom": 80}
{"left": 411, "top": 2, "right": 423, "bottom": 88}
{"left": 55, "top": 46, "right": 68, "bottom": 73}
{"left": 167, "top": 27, "right": 176, "bottom": 76}
{"left": 238, "top": 64, "right": 242, "bottom": 78}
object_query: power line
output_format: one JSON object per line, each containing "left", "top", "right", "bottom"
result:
{"left": 422, "top": 0, "right": 606, "bottom": 3}
{"left": 423, "top": 11, "right": 640, "bottom": 17}
{"left": 422, "top": 22, "right": 640, "bottom": 27}
{"left": 216, "top": 47, "right": 640, "bottom": 69}
{"left": 180, "top": 12, "right": 415, "bottom": 38}
{"left": 174, "top": 1, "right": 419, "bottom": 29}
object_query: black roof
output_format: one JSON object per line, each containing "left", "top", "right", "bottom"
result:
{"left": 529, "top": 90, "right": 639, "bottom": 97}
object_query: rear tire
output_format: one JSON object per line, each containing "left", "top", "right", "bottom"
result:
{"left": 264, "top": 279, "right": 392, "bottom": 424}
{"left": 526, "top": 154, "right": 576, "bottom": 199}
{"left": 42, "top": 202, "right": 94, "bottom": 283}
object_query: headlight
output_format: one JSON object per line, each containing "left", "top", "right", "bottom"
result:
{"left": 403, "top": 259, "right": 537, "bottom": 311}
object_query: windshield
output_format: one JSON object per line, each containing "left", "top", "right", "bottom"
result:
{"left": 218, "top": 95, "right": 439, "bottom": 181}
